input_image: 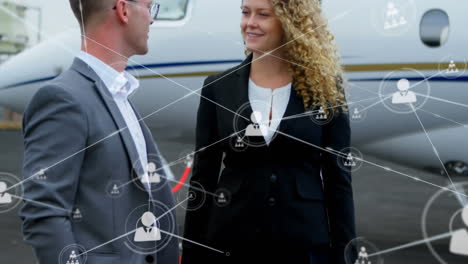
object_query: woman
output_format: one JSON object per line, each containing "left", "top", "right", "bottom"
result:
{"left": 182, "top": 0, "right": 355, "bottom": 263}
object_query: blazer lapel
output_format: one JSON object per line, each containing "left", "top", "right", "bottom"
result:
{"left": 269, "top": 85, "right": 305, "bottom": 148}
{"left": 277, "top": 84, "right": 304, "bottom": 133}
{"left": 129, "top": 101, "right": 162, "bottom": 168}
{"left": 71, "top": 58, "right": 145, "bottom": 177}
{"left": 232, "top": 54, "right": 268, "bottom": 147}
{"left": 96, "top": 82, "right": 146, "bottom": 177}
{"left": 129, "top": 101, "right": 168, "bottom": 197}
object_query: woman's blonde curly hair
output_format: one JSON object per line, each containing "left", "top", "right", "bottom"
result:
{"left": 248, "top": 0, "right": 347, "bottom": 113}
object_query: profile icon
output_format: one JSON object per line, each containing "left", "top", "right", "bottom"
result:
{"left": 184, "top": 154, "right": 194, "bottom": 167}
{"left": 245, "top": 111, "right": 267, "bottom": 137}
{"left": 354, "top": 246, "right": 371, "bottom": 264}
{"left": 446, "top": 60, "right": 459, "bottom": 74}
{"left": 384, "top": 1, "right": 407, "bottom": 30}
{"left": 72, "top": 208, "right": 83, "bottom": 220}
{"left": 0, "top": 181, "right": 12, "bottom": 204}
{"left": 65, "top": 250, "right": 80, "bottom": 264}
{"left": 344, "top": 153, "right": 357, "bottom": 167}
{"left": 392, "top": 78, "right": 417, "bottom": 104}
{"left": 235, "top": 136, "right": 245, "bottom": 148}
{"left": 36, "top": 169, "right": 47, "bottom": 180}
{"left": 110, "top": 184, "right": 120, "bottom": 195}
{"left": 141, "top": 162, "right": 161, "bottom": 183}
{"left": 315, "top": 106, "right": 328, "bottom": 120}
{"left": 352, "top": 108, "right": 362, "bottom": 120}
{"left": 134, "top": 211, "right": 161, "bottom": 242}
{"left": 217, "top": 192, "right": 227, "bottom": 204}
{"left": 449, "top": 206, "right": 468, "bottom": 256}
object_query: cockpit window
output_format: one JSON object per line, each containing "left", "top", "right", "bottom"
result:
{"left": 156, "top": 0, "right": 189, "bottom": 20}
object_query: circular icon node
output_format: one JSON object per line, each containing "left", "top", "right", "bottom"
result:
{"left": 106, "top": 180, "right": 125, "bottom": 198}
{"left": 308, "top": 105, "right": 335, "bottom": 126}
{"left": 229, "top": 133, "right": 248, "bottom": 152}
{"left": 345, "top": 237, "right": 383, "bottom": 264}
{"left": 438, "top": 55, "right": 467, "bottom": 80}
{"left": 379, "top": 68, "right": 431, "bottom": 114}
{"left": 370, "top": 0, "right": 417, "bottom": 37}
{"left": 131, "top": 154, "right": 169, "bottom": 193}
{"left": 349, "top": 104, "right": 368, "bottom": 123}
{"left": 34, "top": 168, "right": 48, "bottom": 181}
{"left": 232, "top": 100, "right": 279, "bottom": 148}
{"left": 213, "top": 188, "right": 232, "bottom": 207}
{"left": 0, "top": 172, "right": 23, "bottom": 214}
{"left": 59, "top": 244, "right": 87, "bottom": 264}
{"left": 422, "top": 182, "right": 468, "bottom": 263}
{"left": 124, "top": 200, "right": 176, "bottom": 254}
{"left": 178, "top": 147, "right": 195, "bottom": 167}
{"left": 337, "top": 147, "right": 364, "bottom": 173}
{"left": 177, "top": 181, "right": 206, "bottom": 211}
{"left": 71, "top": 207, "right": 84, "bottom": 222}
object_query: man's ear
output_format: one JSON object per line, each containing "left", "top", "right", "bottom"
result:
{"left": 115, "top": 0, "right": 130, "bottom": 24}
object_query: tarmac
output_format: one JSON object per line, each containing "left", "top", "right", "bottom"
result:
{"left": 0, "top": 128, "right": 467, "bottom": 264}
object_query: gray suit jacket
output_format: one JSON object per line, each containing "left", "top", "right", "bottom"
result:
{"left": 20, "top": 58, "right": 179, "bottom": 264}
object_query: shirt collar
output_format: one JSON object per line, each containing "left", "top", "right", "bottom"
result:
{"left": 77, "top": 51, "right": 139, "bottom": 97}
{"left": 249, "top": 79, "right": 291, "bottom": 98}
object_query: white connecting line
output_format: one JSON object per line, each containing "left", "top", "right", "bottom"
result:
{"left": 4, "top": 1, "right": 468, "bottom": 260}
{"left": 78, "top": 198, "right": 218, "bottom": 257}
{"left": 410, "top": 103, "right": 457, "bottom": 192}
{"left": 0, "top": 4, "right": 351, "bottom": 194}
{"left": 367, "top": 231, "right": 454, "bottom": 258}
{"left": 270, "top": 128, "right": 468, "bottom": 199}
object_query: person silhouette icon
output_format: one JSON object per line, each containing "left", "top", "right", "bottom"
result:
{"left": 235, "top": 137, "right": 245, "bottom": 148}
{"left": 356, "top": 246, "right": 370, "bottom": 264}
{"left": 65, "top": 250, "right": 80, "bottom": 264}
{"left": 185, "top": 154, "right": 194, "bottom": 167}
{"left": 111, "top": 184, "right": 120, "bottom": 195}
{"left": 449, "top": 206, "right": 468, "bottom": 256}
{"left": 447, "top": 60, "right": 459, "bottom": 74}
{"left": 134, "top": 211, "right": 161, "bottom": 242}
{"left": 217, "top": 192, "right": 227, "bottom": 204}
{"left": 315, "top": 106, "right": 328, "bottom": 120}
{"left": 344, "top": 153, "right": 357, "bottom": 167}
{"left": 0, "top": 182, "right": 12, "bottom": 204}
{"left": 352, "top": 108, "right": 362, "bottom": 119}
{"left": 392, "top": 78, "right": 417, "bottom": 104}
{"left": 72, "top": 208, "right": 82, "bottom": 220}
{"left": 385, "top": 2, "right": 397, "bottom": 29}
{"left": 142, "top": 162, "right": 161, "bottom": 183}
{"left": 37, "top": 169, "right": 47, "bottom": 180}
{"left": 384, "top": 1, "right": 405, "bottom": 30}
{"left": 245, "top": 111, "right": 266, "bottom": 137}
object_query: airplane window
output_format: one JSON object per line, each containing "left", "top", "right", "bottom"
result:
{"left": 420, "top": 9, "right": 450, "bottom": 48}
{"left": 156, "top": 0, "right": 189, "bottom": 20}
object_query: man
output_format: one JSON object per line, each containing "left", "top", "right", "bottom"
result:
{"left": 19, "top": 0, "right": 178, "bottom": 263}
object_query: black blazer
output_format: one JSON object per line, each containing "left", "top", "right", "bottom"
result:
{"left": 183, "top": 55, "right": 356, "bottom": 264}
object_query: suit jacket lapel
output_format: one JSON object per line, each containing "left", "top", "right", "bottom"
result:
{"left": 269, "top": 85, "right": 304, "bottom": 148}
{"left": 71, "top": 58, "right": 145, "bottom": 178}
{"left": 129, "top": 100, "right": 168, "bottom": 197}
{"left": 96, "top": 82, "right": 147, "bottom": 178}
{"left": 232, "top": 54, "right": 268, "bottom": 147}
{"left": 231, "top": 54, "right": 306, "bottom": 148}
{"left": 129, "top": 101, "right": 157, "bottom": 157}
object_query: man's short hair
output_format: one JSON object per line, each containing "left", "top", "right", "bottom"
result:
{"left": 69, "top": 0, "right": 113, "bottom": 29}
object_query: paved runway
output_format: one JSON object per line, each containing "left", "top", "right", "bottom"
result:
{"left": 0, "top": 129, "right": 466, "bottom": 263}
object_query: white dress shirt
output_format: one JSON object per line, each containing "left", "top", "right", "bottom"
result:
{"left": 248, "top": 79, "right": 291, "bottom": 145}
{"left": 77, "top": 51, "right": 148, "bottom": 174}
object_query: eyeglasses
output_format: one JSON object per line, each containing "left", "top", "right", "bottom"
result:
{"left": 113, "top": 0, "right": 160, "bottom": 20}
